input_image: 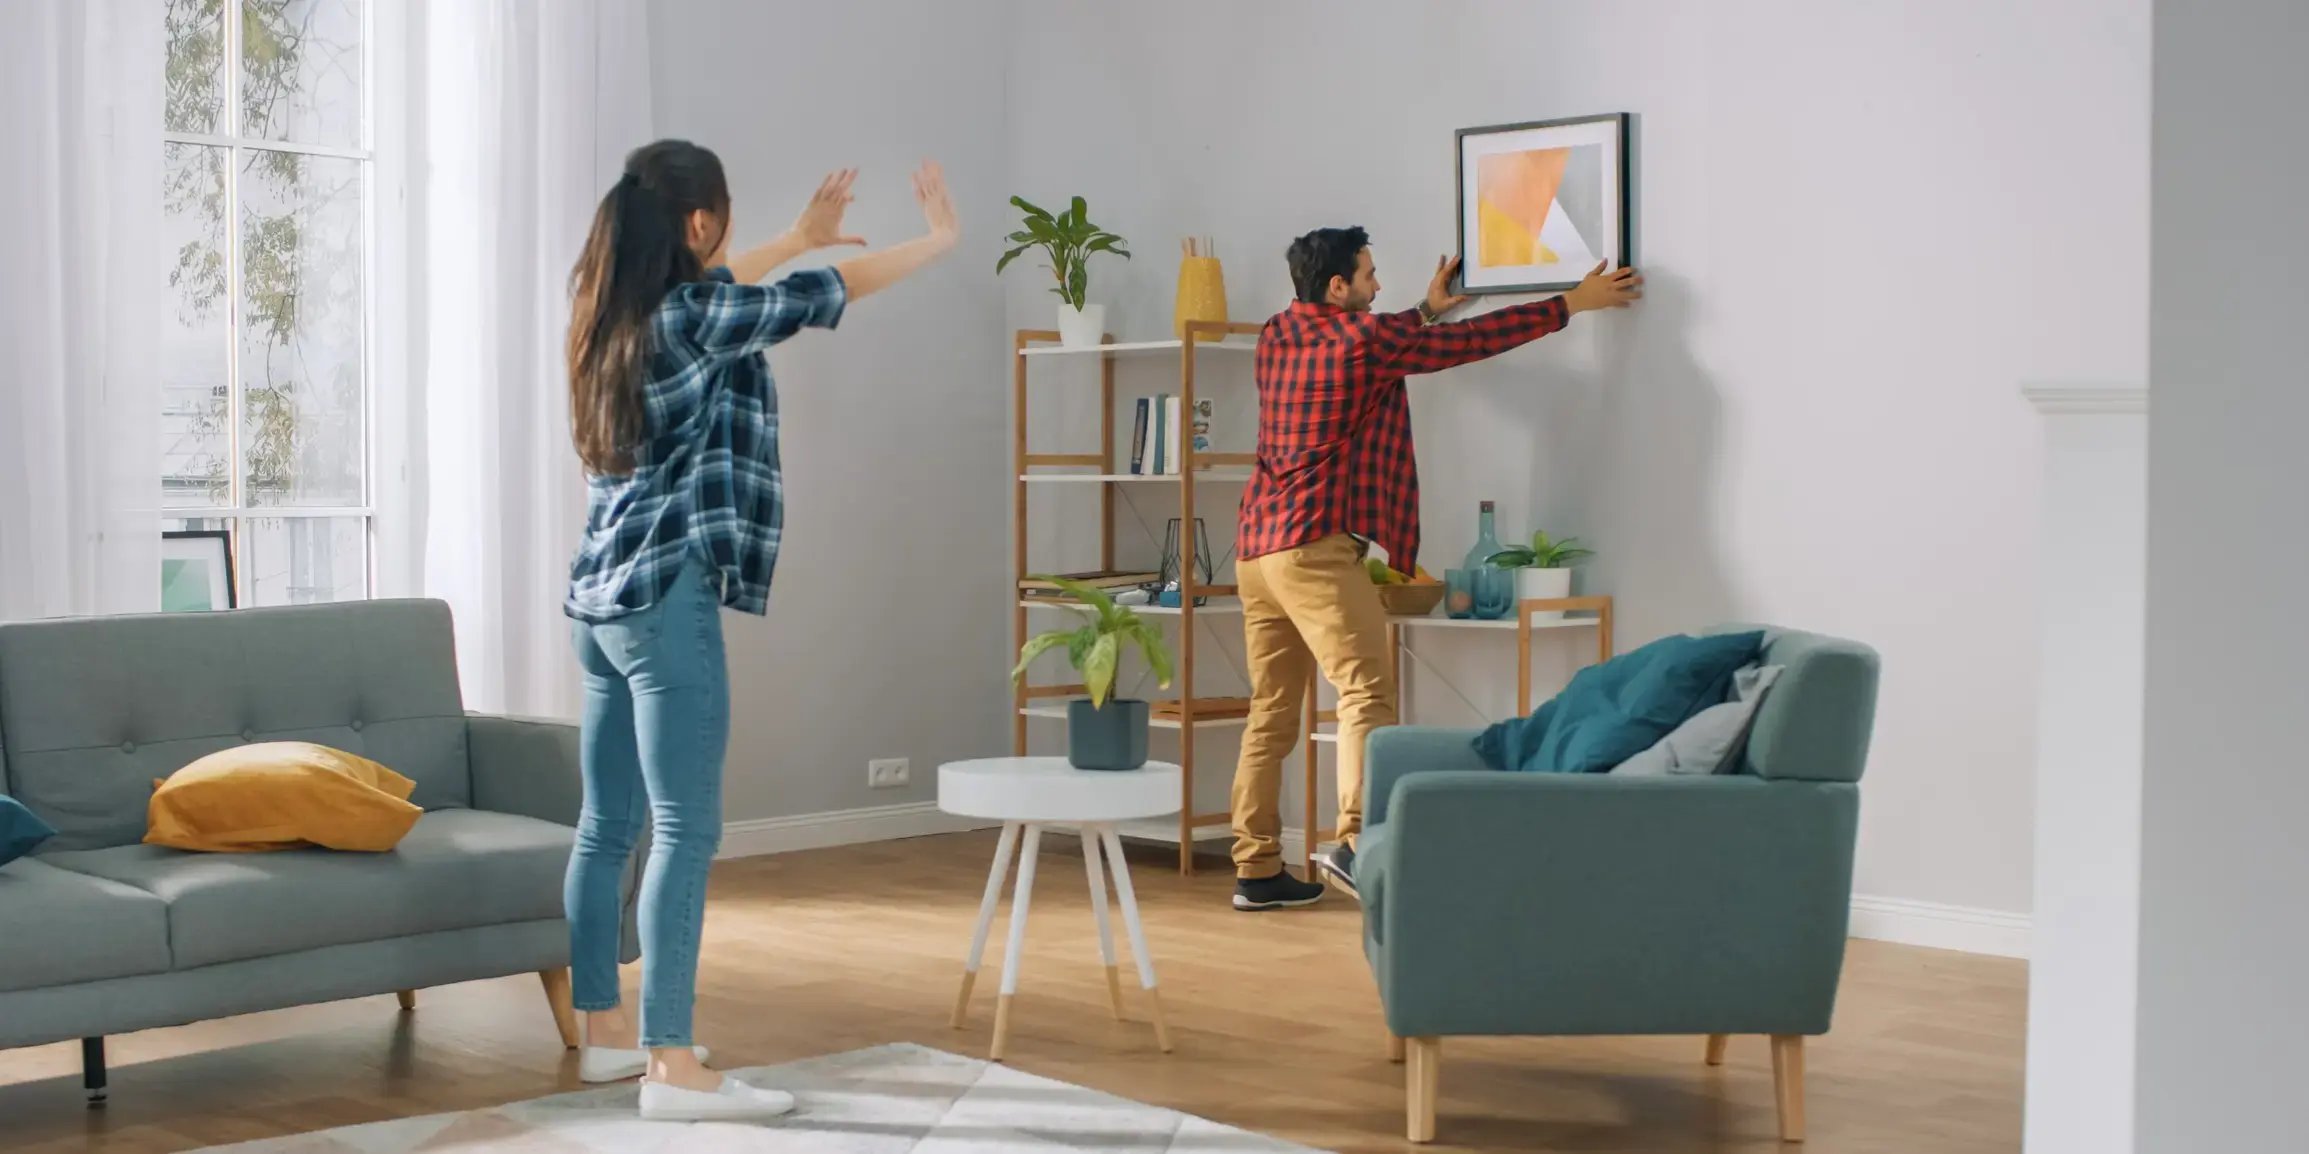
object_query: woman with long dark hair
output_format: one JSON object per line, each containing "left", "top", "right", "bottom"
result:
{"left": 561, "top": 139, "right": 957, "bottom": 1121}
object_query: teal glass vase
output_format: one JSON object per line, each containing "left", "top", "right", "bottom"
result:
{"left": 1471, "top": 568, "right": 1516, "bottom": 620}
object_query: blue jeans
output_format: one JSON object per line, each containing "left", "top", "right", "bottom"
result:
{"left": 564, "top": 558, "right": 727, "bottom": 1049}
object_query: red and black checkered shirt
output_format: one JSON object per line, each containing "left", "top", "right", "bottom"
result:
{"left": 1236, "top": 297, "right": 1571, "bottom": 572}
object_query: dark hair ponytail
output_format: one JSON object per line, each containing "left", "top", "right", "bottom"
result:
{"left": 568, "top": 139, "right": 731, "bottom": 475}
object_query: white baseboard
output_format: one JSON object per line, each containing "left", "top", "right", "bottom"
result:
{"left": 717, "top": 802, "right": 996, "bottom": 860}
{"left": 716, "top": 811, "right": 2034, "bottom": 961}
{"left": 1847, "top": 893, "right": 2031, "bottom": 959}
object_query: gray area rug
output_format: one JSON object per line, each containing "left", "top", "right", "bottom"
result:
{"left": 187, "top": 1041, "right": 1329, "bottom": 1152}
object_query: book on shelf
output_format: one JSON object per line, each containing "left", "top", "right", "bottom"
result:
{"left": 1163, "top": 395, "right": 1182, "bottom": 474}
{"left": 1128, "top": 397, "right": 1150, "bottom": 474}
{"left": 1149, "top": 393, "right": 1169, "bottom": 475}
{"left": 1019, "top": 571, "right": 1159, "bottom": 599}
{"left": 1124, "top": 393, "right": 1202, "bottom": 476}
{"left": 1131, "top": 392, "right": 1200, "bottom": 473}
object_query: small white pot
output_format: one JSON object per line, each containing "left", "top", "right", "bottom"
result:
{"left": 1057, "top": 302, "right": 1107, "bottom": 349}
{"left": 1515, "top": 567, "right": 1573, "bottom": 618}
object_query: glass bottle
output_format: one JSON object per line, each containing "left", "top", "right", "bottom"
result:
{"left": 1462, "top": 500, "right": 1504, "bottom": 571}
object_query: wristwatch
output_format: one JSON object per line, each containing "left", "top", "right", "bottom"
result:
{"left": 1415, "top": 301, "right": 1442, "bottom": 325}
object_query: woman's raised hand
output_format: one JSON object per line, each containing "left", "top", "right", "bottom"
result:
{"left": 913, "top": 161, "right": 959, "bottom": 249}
{"left": 791, "top": 168, "right": 866, "bottom": 250}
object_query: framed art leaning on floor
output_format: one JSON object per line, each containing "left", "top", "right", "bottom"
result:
{"left": 1454, "top": 113, "right": 1632, "bottom": 295}
{"left": 161, "top": 528, "right": 236, "bottom": 611}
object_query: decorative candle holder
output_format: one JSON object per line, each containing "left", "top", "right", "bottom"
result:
{"left": 1443, "top": 569, "right": 1479, "bottom": 619}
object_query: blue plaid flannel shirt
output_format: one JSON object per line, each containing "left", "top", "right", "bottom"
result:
{"left": 565, "top": 266, "right": 848, "bottom": 622}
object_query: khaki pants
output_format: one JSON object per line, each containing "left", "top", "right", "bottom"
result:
{"left": 1231, "top": 534, "right": 1396, "bottom": 879}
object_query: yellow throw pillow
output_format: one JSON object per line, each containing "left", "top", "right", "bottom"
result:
{"left": 146, "top": 742, "right": 422, "bottom": 853}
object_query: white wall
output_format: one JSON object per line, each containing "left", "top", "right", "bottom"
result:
{"left": 649, "top": 0, "right": 1014, "bottom": 824}
{"left": 1005, "top": 0, "right": 2147, "bottom": 921}
{"left": 2022, "top": 393, "right": 2145, "bottom": 1154}
{"left": 2137, "top": 2, "right": 2309, "bottom": 1149}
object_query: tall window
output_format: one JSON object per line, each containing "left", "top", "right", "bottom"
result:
{"left": 161, "top": 0, "right": 369, "bottom": 610}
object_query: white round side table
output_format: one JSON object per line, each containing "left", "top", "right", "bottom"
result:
{"left": 939, "top": 756, "right": 1180, "bottom": 1060}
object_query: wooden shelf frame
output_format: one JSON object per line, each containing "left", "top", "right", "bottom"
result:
{"left": 1297, "top": 596, "right": 1615, "bottom": 872}
{"left": 1012, "top": 320, "right": 1266, "bottom": 875}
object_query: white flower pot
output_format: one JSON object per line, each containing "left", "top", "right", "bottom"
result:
{"left": 1056, "top": 303, "right": 1107, "bottom": 349}
{"left": 1515, "top": 567, "right": 1573, "bottom": 618}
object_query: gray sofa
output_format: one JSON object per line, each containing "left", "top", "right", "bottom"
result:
{"left": 0, "top": 599, "right": 629, "bottom": 1102}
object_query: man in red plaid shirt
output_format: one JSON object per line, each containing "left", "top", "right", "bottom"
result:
{"left": 1228, "top": 227, "right": 1642, "bottom": 911}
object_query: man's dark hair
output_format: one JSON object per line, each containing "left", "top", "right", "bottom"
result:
{"left": 1287, "top": 226, "right": 1369, "bottom": 304}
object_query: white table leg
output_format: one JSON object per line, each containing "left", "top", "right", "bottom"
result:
{"left": 1101, "top": 827, "right": 1172, "bottom": 1052}
{"left": 1082, "top": 826, "right": 1123, "bottom": 1018}
{"left": 952, "top": 821, "right": 1019, "bottom": 1028}
{"left": 990, "top": 823, "right": 1043, "bottom": 1061}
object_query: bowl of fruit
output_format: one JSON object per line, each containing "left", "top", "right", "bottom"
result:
{"left": 1365, "top": 558, "right": 1446, "bottom": 617}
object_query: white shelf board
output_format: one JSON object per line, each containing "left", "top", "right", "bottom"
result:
{"left": 1386, "top": 612, "right": 1600, "bottom": 631}
{"left": 1020, "top": 704, "right": 1250, "bottom": 730}
{"left": 1021, "top": 597, "right": 1243, "bottom": 616}
{"left": 1019, "top": 470, "right": 1253, "bottom": 484}
{"left": 1022, "top": 339, "right": 1257, "bottom": 357}
{"left": 1040, "top": 817, "right": 1232, "bottom": 845}
{"left": 1311, "top": 731, "right": 1337, "bottom": 744}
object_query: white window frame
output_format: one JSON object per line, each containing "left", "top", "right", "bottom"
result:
{"left": 161, "top": 0, "right": 382, "bottom": 606}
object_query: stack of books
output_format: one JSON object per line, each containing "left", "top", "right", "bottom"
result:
{"left": 1127, "top": 395, "right": 1214, "bottom": 475}
{"left": 1018, "top": 571, "right": 1159, "bottom": 601}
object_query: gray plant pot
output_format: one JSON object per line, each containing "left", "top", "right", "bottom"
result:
{"left": 1067, "top": 698, "right": 1149, "bottom": 771}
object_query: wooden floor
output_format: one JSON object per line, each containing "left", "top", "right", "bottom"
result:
{"left": 0, "top": 830, "right": 2025, "bottom": 1153}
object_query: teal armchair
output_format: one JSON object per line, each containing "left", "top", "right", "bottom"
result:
{"left": 1356, "top": 626, "right": 1878, "bottom": 1144}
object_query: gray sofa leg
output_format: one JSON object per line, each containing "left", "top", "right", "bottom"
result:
{"left": 82, "top": 1037, "right": 107, "bottom": 1106}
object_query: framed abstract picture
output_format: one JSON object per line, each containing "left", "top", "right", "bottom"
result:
{"left": 1454, "top": 113, "right": 1632, "bottom": 295}
{"left": 161, "top": 529, "right": 237, "bottom": 612}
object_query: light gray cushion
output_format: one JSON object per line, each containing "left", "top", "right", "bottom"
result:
{"left": 0, "top": 599, "right": 471, "bottom": 851}
{"left": 0, "top": 919, "right": 573, "bottom": 1050}
{"left": 1613, "top": 665, "right": 1783, "bottom": 777}
{"left": 36, "top": 809, "right": 572, "bottom": 969}
{"left": 0, "top": 856, "right": 172, "bottom": 992}
{"left": 1702, "top": 625, "right": 1880, "bottom": 782}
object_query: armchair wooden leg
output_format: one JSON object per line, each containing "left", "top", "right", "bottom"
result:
{"left": 1771, "top": 1034, "right": 1807, "bottom": 1143}
{"left": 1705, "top": 1033, "right": 1728, "bottom": 1066}
{"left": 1387, "top": 1030, "right": 1406, "bottom": 1063}
{"left": 538, "top": 968, "right": 580, "bottom": 1050}
{"left": 395, "top": 989, "right": 417, "bottom": 1012}
{"left": 1406, "top": 1037, "right": 1440, "bottom": 1143}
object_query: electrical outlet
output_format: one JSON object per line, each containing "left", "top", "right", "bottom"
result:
{"left": 867, "top": 758, "right": 911, "bottom": 789}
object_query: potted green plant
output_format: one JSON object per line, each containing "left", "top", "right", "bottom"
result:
{"left": 997, "top": 195, "right": 1131, "bottom": 349}
{"left": 1486, "top": 530, "right": 1595, "bottom": 618}
{"left": 1011, "top": 576, "right": 1173, "bottom": 770}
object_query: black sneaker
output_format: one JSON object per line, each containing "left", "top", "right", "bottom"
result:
{"left": 1232, "top": 869, "right": 1325, "bottom": 911}
{"left": 1315, "top": 844, "right": 1358, "bottom": 900}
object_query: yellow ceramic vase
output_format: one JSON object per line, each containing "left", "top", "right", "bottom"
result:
{"left": 1174, "top": 256, "right": 1229, "bottom": 341}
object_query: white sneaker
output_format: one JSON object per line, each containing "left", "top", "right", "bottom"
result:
{"left": 579, "top": 1044, "right": 712, "bottom": 1084}
{"left": 637, "top": 1076, "right": 796, "bottom": 1122}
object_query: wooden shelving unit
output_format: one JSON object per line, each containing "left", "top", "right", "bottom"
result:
{"left": 1297, "top": 595, "right": 1615, "bottom": 873}
{"left": 1012, "top": 320, "right": 1264, "bottom": 875}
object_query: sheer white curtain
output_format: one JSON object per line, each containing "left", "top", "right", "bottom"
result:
{"left": 0, "top": 0, "right": 163, "bottom": 621}
{"left": 414, "top": 0, "right": 654, "bottom": 717}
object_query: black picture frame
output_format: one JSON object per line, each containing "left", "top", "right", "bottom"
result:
{"left": 1453, "top": 112, "right": 1634, "bottom": 296}
{"left": 161, "top": 528, "right": 237, "bottom": 611}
